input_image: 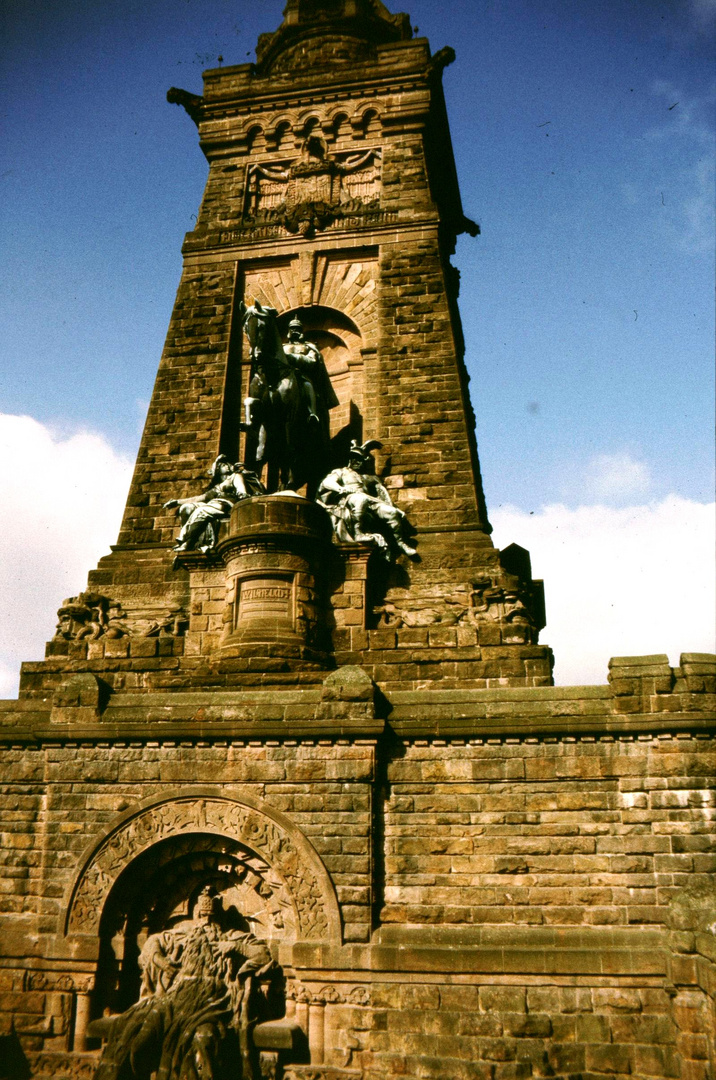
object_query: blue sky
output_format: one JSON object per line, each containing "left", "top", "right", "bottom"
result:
{"left": 0, "top": 0, "right": 714, "bottom": 689}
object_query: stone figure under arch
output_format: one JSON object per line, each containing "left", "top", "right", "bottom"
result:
{"left": 90, "top": 885, "right": 287, "bottom": 1080}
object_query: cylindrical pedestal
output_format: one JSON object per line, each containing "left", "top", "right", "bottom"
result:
{"left": 219, "top": 494, "right": 334, "bottom": 669}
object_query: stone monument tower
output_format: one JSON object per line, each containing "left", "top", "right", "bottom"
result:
{"left": 1, "top": 2, "right": 714, "bottom": 1079}
{"left": 85, "top": 0, "right": 552, "bottom": 689}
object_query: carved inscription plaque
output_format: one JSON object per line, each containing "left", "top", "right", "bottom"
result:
{"left": 239, "top": 577, "right": 293, "bottom": 620}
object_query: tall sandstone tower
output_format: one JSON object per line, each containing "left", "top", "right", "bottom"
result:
{"left": 1, "top": 3, "right": 714, "bottom": 1079}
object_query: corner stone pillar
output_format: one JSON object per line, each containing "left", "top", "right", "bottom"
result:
{"left": 308, "top": 1000, "right": 325, "bottom": 1064}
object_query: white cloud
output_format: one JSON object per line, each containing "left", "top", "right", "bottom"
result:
{"left": 582, "top": 452, "right": 652, "bottom": 504}
{"left": 0, "top": 414, "right": 133, "bottom": 698}
{"left": 491, "top": 496, "right": 716, "bottom": 686}
{"left": 678, "top": 152, "right": 716, "bottom": 255}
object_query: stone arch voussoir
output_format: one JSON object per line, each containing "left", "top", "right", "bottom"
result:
{"left": 64, "top": 789, "right": 341, "bottom": 944}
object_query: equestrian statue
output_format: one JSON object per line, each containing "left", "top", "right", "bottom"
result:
{"left": 240, "top": 301, "right": 338, "bottom": 496}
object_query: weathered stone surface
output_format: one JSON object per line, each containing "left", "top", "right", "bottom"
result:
{"left": 0, "top": 1, "right": 714, "bottom": 1077}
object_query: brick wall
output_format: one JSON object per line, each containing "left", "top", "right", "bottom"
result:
{"left": 382, "top": 733, "right": 715, "bottom": 929}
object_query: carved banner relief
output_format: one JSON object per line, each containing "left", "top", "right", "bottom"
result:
{"left": 66, "top": 796, "right": 341, "bottom": 943}
{"left": 245, "top": 147, "right": 382, "bottom": 220}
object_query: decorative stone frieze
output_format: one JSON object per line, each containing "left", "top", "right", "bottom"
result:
{"left": 66, "top": 795, "right": 341, "bottom": 944}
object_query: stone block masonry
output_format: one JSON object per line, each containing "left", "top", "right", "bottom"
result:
{"left": 1, "top": 656, "right": 714, "bottom": 1077}
{"left": 0, "top": 1, "right": 713, "bottom": 1077}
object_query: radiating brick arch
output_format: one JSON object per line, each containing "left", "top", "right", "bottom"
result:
{"left": 64, "top": 791, "right": 341, "bottom": 944}
{"left": 242, "top": 254, "right": 379, "bottom": 447}
{"left": 243, "top": 253, "right": 379, "bottom": 348}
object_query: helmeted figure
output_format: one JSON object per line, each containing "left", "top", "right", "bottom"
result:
{"left": 282, "top": 317, "right": 337, "bottom": 437}
{"left": 164, "top": 456, "right": 265, "bottom": 553}
{"left": 90, "top": 888, "right": 276, "bottom": 1080}
{"left": 316, "top": 439, "right": 417, "bottom": 561}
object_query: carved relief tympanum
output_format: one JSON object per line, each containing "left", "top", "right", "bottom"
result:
{"left": 245, "top": 138, "right": 382, "bottom": 237}
{"left": 67, "top": 797, "right": 339, "bottom": 944}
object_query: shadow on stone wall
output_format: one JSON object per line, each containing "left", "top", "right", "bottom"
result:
{"left": 0, "top": 1032, "right": 31, "bottom": 1080}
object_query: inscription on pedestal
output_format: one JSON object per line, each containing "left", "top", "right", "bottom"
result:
{"left": 239, "top": 577, "right": 293, "bottom": 621}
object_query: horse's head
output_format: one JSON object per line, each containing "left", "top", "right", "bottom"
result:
{"left": 241, "top": 301, "right": 263, "bottom": 351}
{"left": 242, "top": 301, "right": 284, "bottom": 375}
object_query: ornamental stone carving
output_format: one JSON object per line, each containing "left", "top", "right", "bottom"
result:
{"left": 27, "top": 1054, "right": 97, "bottom": 1080}
{"left": 460, "top": 580, "right": 538, "bottom": 645}
{"left": 371, "top": 579, "right": 541, "bottom": 639}
{"left": 53, "top": 592, "right": 128, "bottom": 642}
{"left": 286, "top": 983, "right": 370, "bottom": 1008}
{"left": 53, "top": 592, "right": 188, "bottom": 642}
{"left": 66, "top": 796, "right": 340, "bottom": 943}
{"left": 26, "top": 971, "right": 94, "bottom": 993}
{"left": 244, "top": 138, "right": 382, "bottom": 238}
{"left": 284, "top": 1067, "right": 363, "bottom": 1080}
{"left": 90, "top": 887, "right": 278, "bottom": 1080}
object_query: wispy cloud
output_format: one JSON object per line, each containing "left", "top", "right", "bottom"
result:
{"left": 557, "top": 451, "right": 654, "bottom": 508}
{"left": 657, "top": 0, "right": 716, "bottom": 44}
{"left": 688, "top": 0, "right": 716, "bottom": 34}
{"left": 583, "top": 452, "right": 652, "bottom": 504}
{"left": 651, "top": 79, "right": 714, "bottom": 141}
{"left": 647, "top": 81, "right": 716, "bottom": 255}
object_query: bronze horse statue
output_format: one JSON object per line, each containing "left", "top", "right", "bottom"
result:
{"left": 240, "top": 301, "right": 336, "bottom": 496}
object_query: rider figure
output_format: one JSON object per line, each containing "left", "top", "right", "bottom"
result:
{"left": 240, "top": 302, "right": 339, "bottom": 494}
{"left": 283, "top": 317, "right": 325, "bottom": 424}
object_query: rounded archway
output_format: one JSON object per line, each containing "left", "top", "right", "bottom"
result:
{"left": 65, "top": 792, "right": 342, "bottom": 947}
{"left": 94, "top": 831, "right": 296, "bottom": 1015}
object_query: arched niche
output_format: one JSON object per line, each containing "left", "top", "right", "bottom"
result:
{"left": 92, "top": 831, "right": 298, "bottom": 1015}
{"left": 277, "top": 305, "right": 365, "bottom": 450}
{"left": 246, "top": 125, "right": 267, "bottom": 154}
{"left": 64, "top": 792, "right": 342, "bottom": 960}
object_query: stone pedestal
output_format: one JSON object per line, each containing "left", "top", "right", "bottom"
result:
{"left": 218, "top": 494, "right": 335, "bottom": 669}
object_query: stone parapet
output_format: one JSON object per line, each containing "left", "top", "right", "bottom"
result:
{"left": 3, "top": 653, "right": 715, "bottom": 735}
{"left": 610, "top": 653, "right": 716, "bottom": 716}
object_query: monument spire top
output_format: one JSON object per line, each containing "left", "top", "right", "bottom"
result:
{"left": 256, "top": 0, "right": 412, "bottom": 71}
{"left": 280, "top": 0, "right": 409, "bottom": 27}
